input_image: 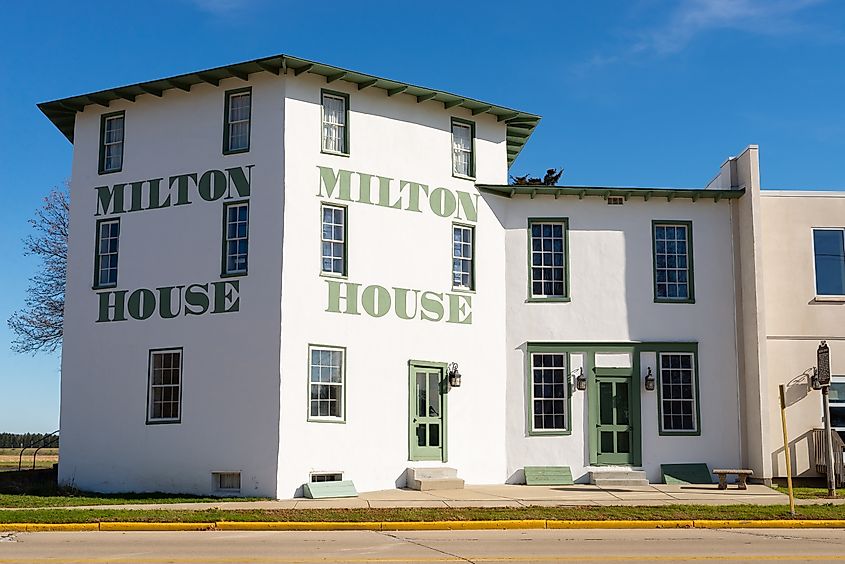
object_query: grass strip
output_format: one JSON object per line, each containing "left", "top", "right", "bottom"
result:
{"left": 0, "top": 492, "right": 266, "bottom": 508}
{"left": 1, "top": 504, "right": 845, "bottom": 524}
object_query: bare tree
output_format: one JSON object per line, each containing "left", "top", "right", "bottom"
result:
{"left": 8, "top": 182, "right": 69, "bottom": 354}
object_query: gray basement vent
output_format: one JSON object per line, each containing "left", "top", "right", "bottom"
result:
{"left": 607, "top": 196, "right": 625, "bottom": 205}
{"left": 212, "top": 471, "right": 241, "bottom": 491}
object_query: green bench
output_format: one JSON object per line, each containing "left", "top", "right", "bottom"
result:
{"left": 660, "top": 463, "right": 713, "bottom": 485}
{"left": 302, "top": 480, "right": 358, "bottom": 499}
{"left": 524, "top": 466, "right": 573, "bottom": 486}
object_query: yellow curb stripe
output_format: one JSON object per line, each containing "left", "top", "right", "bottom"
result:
{"left": 383, "top": 519, "right": 546, "bottom": 531}
{"left": 99, "top": 522, "right": 214, "bottom": 531}
{"left": 693, "top": 519, "right": 845, "bottom": 528}
{"left": 547, "top": 519, "right": 694, "bottom": 529}
{"left": 216, "top": 521, "right": 381, "bottom": 531}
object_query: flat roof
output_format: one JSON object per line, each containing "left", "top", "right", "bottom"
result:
{"left": 476, "top": 184, "right": 745, "bottom": 202}
{"left": 38, "top": 53, "right": 541, "bottom": 166}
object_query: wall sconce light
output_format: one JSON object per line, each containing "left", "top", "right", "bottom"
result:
{"left": 447, "top": 362, "right": 461, "bottom": 388}
{"left": 644, "top": 367, "right": 656, "bottom": 391}
{"left": 575, "top": 368, "right": 587, "bottom": 391}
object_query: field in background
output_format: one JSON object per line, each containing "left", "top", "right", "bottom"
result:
{"left": 0, "top": 448, "right": 58, "bottom": 471}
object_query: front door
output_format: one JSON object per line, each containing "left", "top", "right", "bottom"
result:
{"left": 409, "top": 363, "right": 446, "bottom": 461}
{"left": 595, "top": 368, "right": 635, "bottom": 465}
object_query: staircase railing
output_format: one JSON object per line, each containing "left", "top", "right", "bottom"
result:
{"left": 812, "top": 427, "right": 845, "bottom": 487}
{"left": 17, "top": 430, "right": 59, "bottom": 471}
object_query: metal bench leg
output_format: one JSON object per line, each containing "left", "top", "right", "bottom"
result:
{"left": 718, "top": 474, "right": 727, "bottom": 490}
{"left": 737, "top": 474, "right": 748, "bottom": 490}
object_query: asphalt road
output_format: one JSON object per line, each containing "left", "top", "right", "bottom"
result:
{"left": 2, "top": 528, "right": 845, "bottom": 563}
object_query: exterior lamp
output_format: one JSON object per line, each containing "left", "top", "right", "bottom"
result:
{"left": 644, "top": 367, "right": 656, "bottom": 391}
{"left": 575, "top": 368, "right": 587, "bottom": 391}
{"left": 447, "top": 362, "right": 461, "bottom": 388}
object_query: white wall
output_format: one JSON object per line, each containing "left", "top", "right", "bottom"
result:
{"left": 60, "top": 73, "right": 284, "bottom": 496}
{"left": 276, "top": 74, "right": 510, "bottom": 496}
{"left": 494, "top": 194, "right": 743, "bottom": 483}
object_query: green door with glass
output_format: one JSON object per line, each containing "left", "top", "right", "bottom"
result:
{"left": 409, "top": 363, "right": 447, "bottom": 462}
{"left": 594, "top": 367, "right": 638, "bottom": 465}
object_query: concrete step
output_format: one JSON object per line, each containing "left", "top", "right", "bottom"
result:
{"left": 406, "top": 467, "right": 465, "bottom": 491}
{"left": 589, "top": 470, "right": 646, "bottom": 481}
{"left": 592, "top": 478, "right": 650, "bottom": 487}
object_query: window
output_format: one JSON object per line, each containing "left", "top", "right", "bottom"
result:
{"left": 308, "top": 346, "right": 345, "bottom": 422}
{"left": 529, "top": 352, "right": 569, "bottom": 433}
{"left": 452, "top": 224, "right": 474, "bottom": 290}
{"left": 451, "top": 119, "right": 474, "bottom": 178}
{"left": 653, "top": 221, "right": 694, "bottom": 302}
{"left": 224, "top": 88, "right": 251, "bottom": 154}
{"left": 321, "top": 204, "right": 346, "bottom": 276}
{"left": 829, "top": 377, "right": 845, "bottom": 441}
{"left": 223, "top": 202, "right": 249, "bottom": 276}
{"left": 147, "top": 349, "right": 182, "bottom": 423}
{"left": 310, "top": 472, "right": 342, "bottom": 483}
{"left": 213, "top": 472, "right": 241, "bottom": 492}
{"left": 321, "top": 91, "right": 348, "bottom": 154}
{"left": 94, "top": 218, "right": 120, "bottom": 288}
{"left": 529, "top": 219, "right": 568, "bottom": 299}
{"left": 813, "top": 229, "right": 845, "bottom": 296}
{"left": 658, "top": 352, "right": 698, "bottom": 434}
{"left": 98, "top": 112, "right": 124, "bottom": 174}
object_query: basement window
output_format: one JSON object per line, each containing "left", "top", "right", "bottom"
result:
{"left": 212, "top": 471, "right": 241, "bottom": 492}
{"left": 310, "top": 472, "right": 343, "bottom": 483}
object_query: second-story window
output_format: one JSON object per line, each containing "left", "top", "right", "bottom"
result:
{"left": 321, "top": 204, "right": 346, "bottom": 276}
{"left": 452, "top": 224, "right": 474, "bottom": 290}
{"left": 224, "top": 88, "right": 251, "bottom": 154}
{"left": 223, "top": 202, "right": 249, "bottom": 276}
{"left": 813, "top": 228, "right": 845, "bottom": 296}
{"left": 94, "top": 218, "right": 120, "bottom": 288}
{"left": 451, "top": 119, "right": 474, "bottom": 178}
{"left": 529, "top": 219, "right": 568, "bottom": 300}
{"left": 321, "top": 91, "right": 349, "bottom": 155}
{"left": 99, "top": 112, "right": 124, "bottom": 174}
{"left": 653, "top": 221, "right": 694, "bottom": 302}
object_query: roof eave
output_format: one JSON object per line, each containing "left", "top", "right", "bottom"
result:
{"left": 476, "top": 185, "right": 745, "bottom": 202}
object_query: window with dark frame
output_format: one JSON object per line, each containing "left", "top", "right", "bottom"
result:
{"left": 148, "top": 349, "right": 182, "bottom": 423}
{"left": 813, "top": 228, "right": 845, "bottom": 296}
{"left": 530, "top": 353, "right": 568, "bottom": 432}
{"left": 223, "top": 202, "right": 249, "bottom": 275}
{"left": 321, "top": 91, "right": 348, "bottom": 154}
{"left": 99, "top": 113, "right": 124, "bottom": 173}
{"left": 530, "top": 221, "right": 567, "bottom": 298}
{"left": 653, "top": 222, "right": 692, "bottom": 301}
{"left": 321, "top": 204, "right": 346, "bottom": 276}
{"left": 309, "top": 346, "right": 344, "bottom": 421}
{"left": 452, "top": 224, "right": 474, "bottom": 290}
{"left": 658, "top": 352, "right": 697, "bottom": 433}
{"left": 224, "top": 89, "right": 251, "bottom": 153}
{"left": 451, "top": 120, "right": 474, "bottom": 177}
{"left": 95, "top": 219, "right": 120, "bottom": 288}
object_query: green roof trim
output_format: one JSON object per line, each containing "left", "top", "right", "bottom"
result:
{"left": 476, "top": 184, "right": 745, "bottom": 202}
{"left": 38, "top": 54, "right": 541, "bottom": 167}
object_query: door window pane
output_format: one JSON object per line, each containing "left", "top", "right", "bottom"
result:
{"left": 427, "top": 373, "right": 440, "bottom": 417}
{"left": 814, "top": 229, "right": 845, "bottom": 296}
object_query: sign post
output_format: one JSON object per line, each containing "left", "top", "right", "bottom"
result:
{"left": 779, "top": 384, "right": 796, "bottom": 516}
{"left": 818, "top": 341, "right": 836, "bottom": 498}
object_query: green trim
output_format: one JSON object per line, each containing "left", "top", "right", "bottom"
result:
{"left": 220, "top": 200, "right": 249, "bottom": 278}
{"left": 655, "top": 344, "right": 701, "bottom": 437}
{"left": 97, "top": 110, "right": 124, "bottom": 175}
{"left": 92, "top": 217, "right": 120, "bottom": 290}
{"left": 524, "top": 346, "right": 573, "bottom": 436}
{"left": 450, "top": 117, "right": 476, "bottom": 180}
{"left": 39, "top": 53, "right": 540, "bottom": 166}
{"left": 306, "top": 344, "right": 347, "bottom": 424}
{"left": 320, "top": 202, "right": 348, "bottom": 278}
{"left": 408, "top": 360, "right": 448, "bottom": 462}
{"left": 320, "top": 89, "right": 350, "bottom": 157}
{"left": 145, "top": 347, "right": 183, "bottom": 425}
{"left": 478, "top": 185, "right": 744, "bottom": 202}
{"left": 527, "top": 218, "right": 570, "bottom": 302}
{"left": 222, "top": 87, "right": 251, "bottom": 155}
{"left": 652, "top": 220, "right": 695, "bottom": 304}
{"left": 451, "top": 222, "right": 475, "bottom": 292}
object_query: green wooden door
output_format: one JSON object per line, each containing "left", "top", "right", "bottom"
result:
{"left": 409, "top": 365, "right": 446, "bottom": 461}
{"left": 595, "top": 370, "right": 635, "bottom": 465}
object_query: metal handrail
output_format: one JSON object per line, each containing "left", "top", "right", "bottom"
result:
{"left": 17, "top": 430, "right": 59, "bottom": 471}
{"left": 812, "top": 428, "right": 845, "bottom": 486}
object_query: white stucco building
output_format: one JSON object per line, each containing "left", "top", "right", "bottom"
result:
{"left": 39, "top": 54, "right": 843, "bottom": 497}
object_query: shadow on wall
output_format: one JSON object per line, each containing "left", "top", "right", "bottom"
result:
{"left": 771, "top": 429, "right": 817, "bottom": 478}
{"left": 783, "top": 370, "right": 813, "bottom": 408}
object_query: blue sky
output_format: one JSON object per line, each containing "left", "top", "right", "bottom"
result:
{"left": 1, "top": 0, "right": 844, "bottom": 433}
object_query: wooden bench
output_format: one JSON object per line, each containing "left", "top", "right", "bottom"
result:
{"left": 712, "top": 469, "right": 753, "bottom": 490}
{"left": 302, "top": 480, "right": 358, "bottom": 499}
{"left": 524, "top": 466, "right": 573, "bottom": 486}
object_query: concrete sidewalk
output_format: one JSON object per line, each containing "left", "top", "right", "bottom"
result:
{"left": 6, "top": 483, "right": 807, "bottom": 511}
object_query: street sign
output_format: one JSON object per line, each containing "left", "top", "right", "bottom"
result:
{"left": 818, "top": 341, "right": 831, "bottom": 386}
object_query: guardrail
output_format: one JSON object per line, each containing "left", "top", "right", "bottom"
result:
{"left": 812, "top": 427, "right": 845, "bottom": 486}
{"left": 17, "top": 430, "right": 59, "bottom": 471}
